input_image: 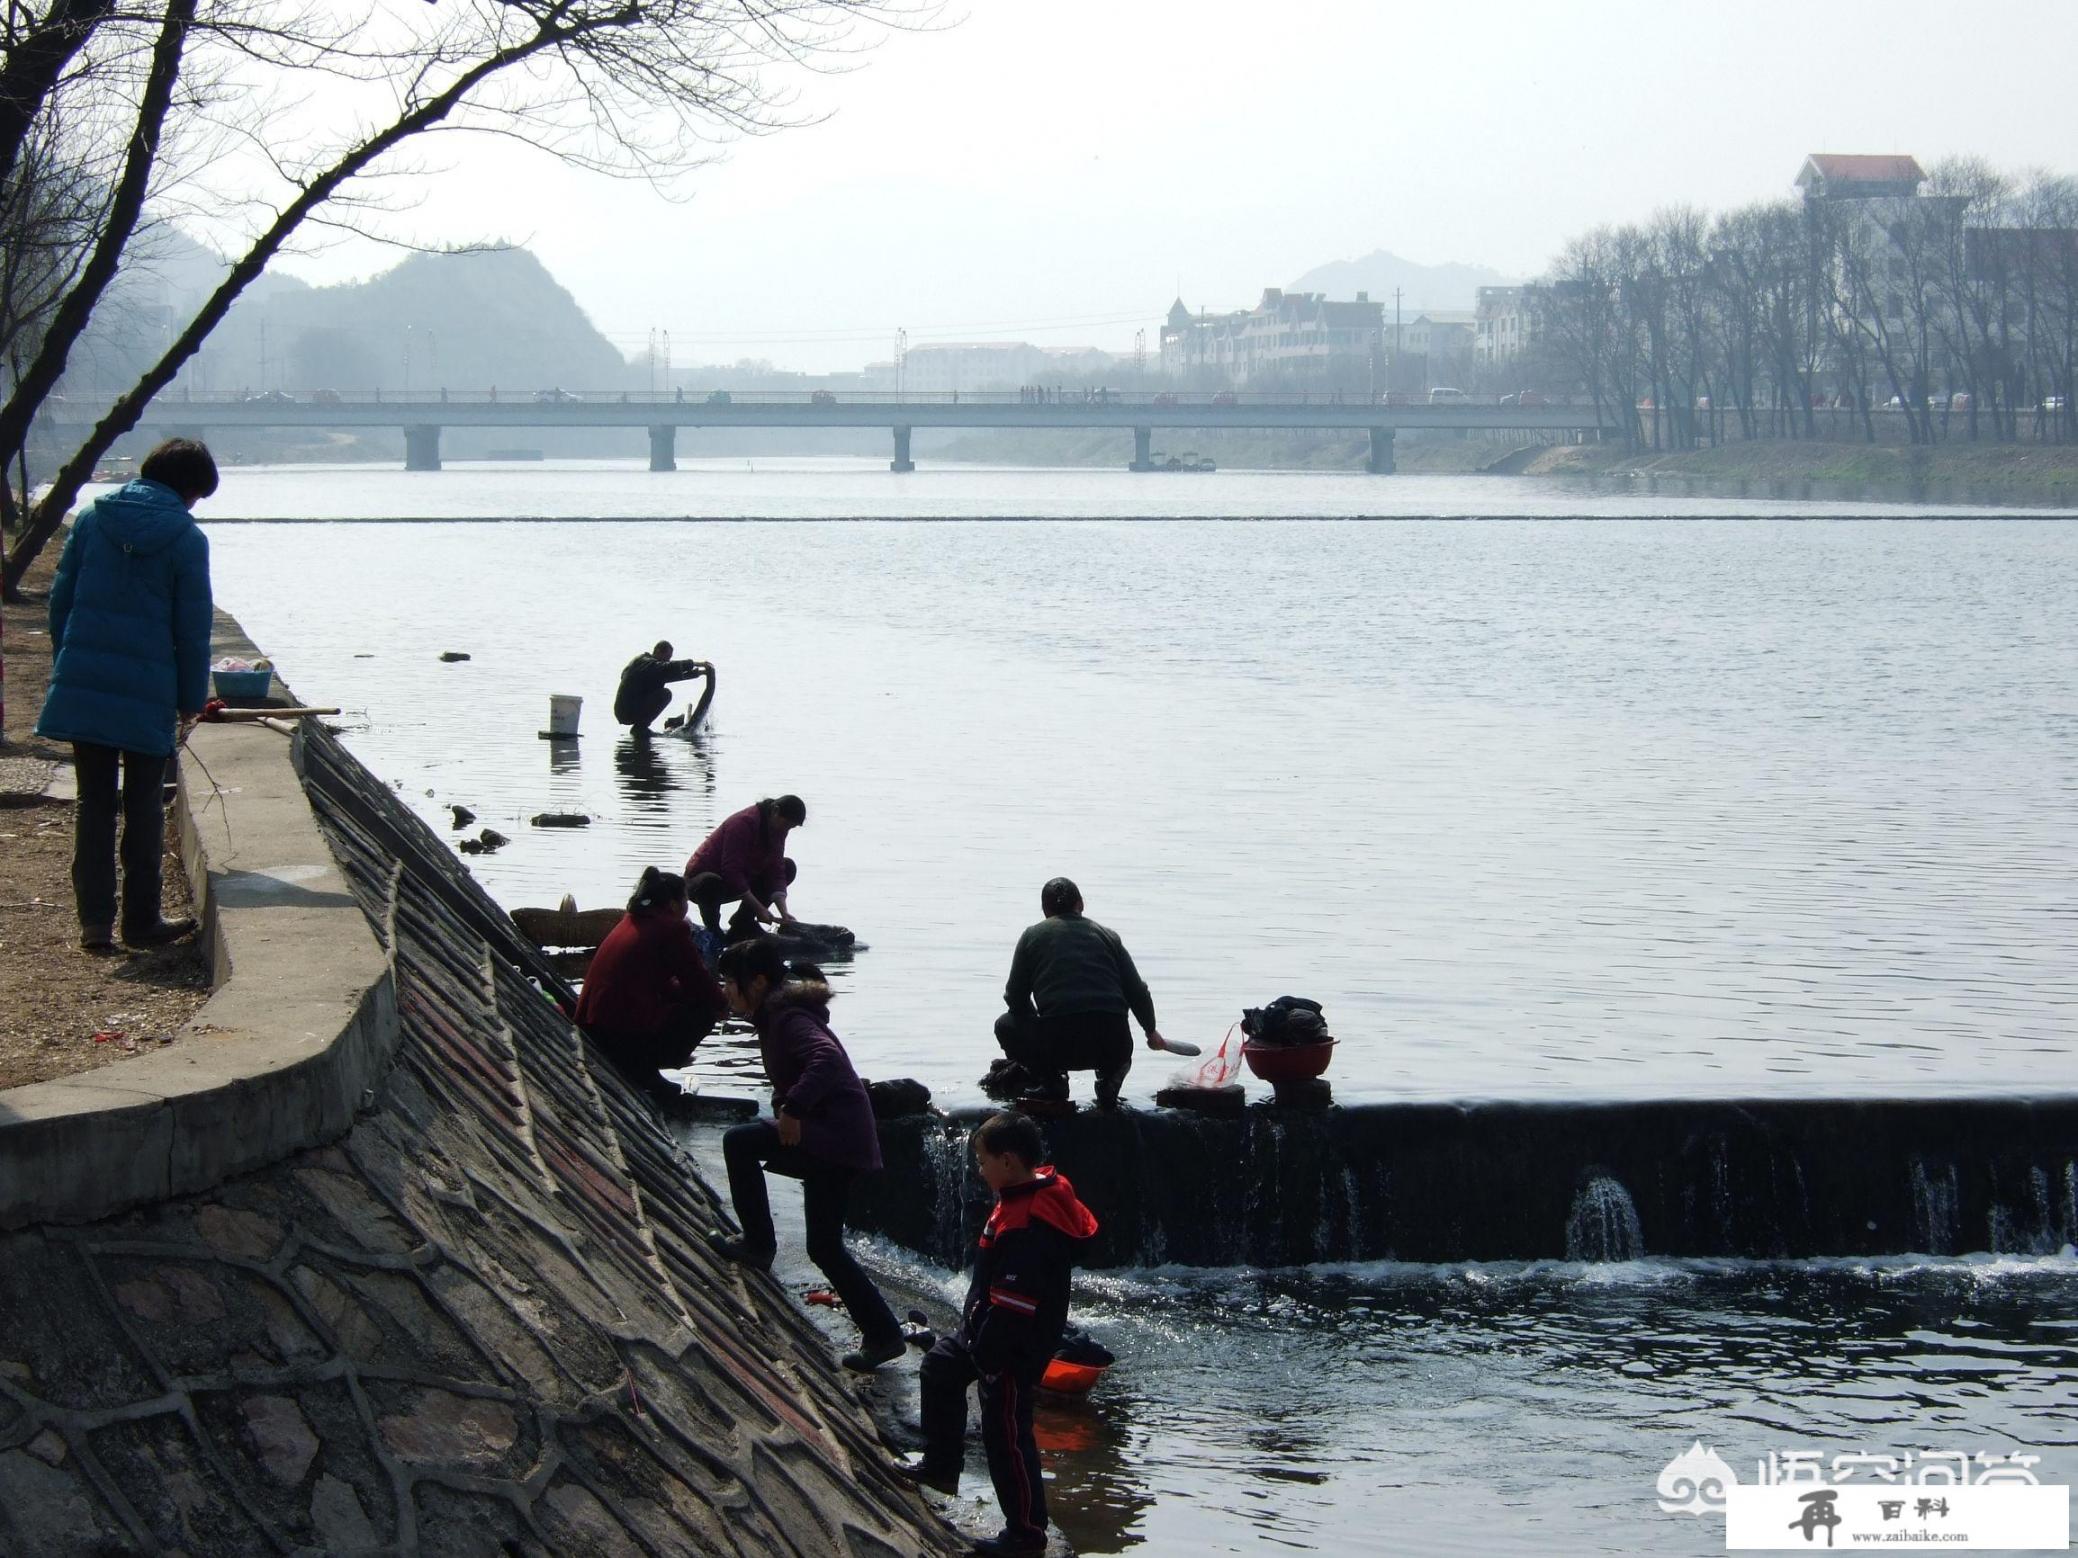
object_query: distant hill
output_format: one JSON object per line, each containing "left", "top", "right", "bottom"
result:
{"left": 61, "top": 242, "right": 631, "bottom": 398}
{"left": 199, "top": 247, "right": 629, "bottom": 395}
{"left": 1288, "top": 250, "right": 1517, "bottom": 313}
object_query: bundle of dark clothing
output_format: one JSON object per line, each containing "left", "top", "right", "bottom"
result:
{"left": 979, "top": 1057, "right": 1043, "bottom": 1100}
{"left": 1053, "top": 1326, "right": 1115, "bottom": 1368}
{"left": 866, "top": 1077, "right": 934, "bottom": 1118}
{"left": 1241, "top": 995, "right": 1332, "bottom": 1048}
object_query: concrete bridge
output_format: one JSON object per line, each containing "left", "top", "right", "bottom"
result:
{"left": 70, "top": 387, "right": 1621, "bottom": 473}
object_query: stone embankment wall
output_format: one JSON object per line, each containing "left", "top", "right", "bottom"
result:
{"left": 0, "top": 622, "right": 957, "bottom": 1554}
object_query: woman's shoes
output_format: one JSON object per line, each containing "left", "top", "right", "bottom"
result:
{"left": 889, "top": 1456, "right": 960, "bottom": 1495}
{"left": 841, "top": 1332, "right": 906, "bottom": 1372}
{"left": 704, "top": 1231, "right": 775, "bottom": 1272}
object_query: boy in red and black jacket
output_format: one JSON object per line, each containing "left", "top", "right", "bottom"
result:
{"left": 897, "top": 1112, "right": 1099, "bottom": 1557}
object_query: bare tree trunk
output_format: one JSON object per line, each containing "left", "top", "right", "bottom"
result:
{"left": 0, "top": 0, "right": 193, "bottom": 467}
{"left": 0, "top": 0, "right": 118, "bottom": 189}
{"left": 3, "top": 7, "right": 601, "bottom": 593}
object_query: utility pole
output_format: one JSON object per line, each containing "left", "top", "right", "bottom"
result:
{"left": 648, "top": 328, "right": 657, "bottom": 393}
{"left": 259, "top": 318, "right": 269, "bottom": 390}
{"left": 1393, "top": 288, "right": 1402, "bottom": 392}
{"left": 1133, "top": 328, "right": 1146, "bottom": 381}
{"left": 896, "top": 328, "right": 907, "bottom": 397}
{"left": 662, "top": 329, "right": 671, "bottom": 390}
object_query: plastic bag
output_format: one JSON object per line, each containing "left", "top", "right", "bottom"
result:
{"left": 1186, "top": 1023, "right": 1245, "bottom": 1089}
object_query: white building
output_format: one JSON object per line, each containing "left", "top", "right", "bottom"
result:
{"left": 1161, "top": 289, "right": 1385, "bottom": 385}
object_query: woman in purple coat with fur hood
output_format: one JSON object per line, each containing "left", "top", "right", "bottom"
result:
{"left": 706, "top": 937, "right": 904, "bottom": 1371}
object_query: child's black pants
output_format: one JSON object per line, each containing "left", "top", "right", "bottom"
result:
{"left": 918, "top": 1334, "right": 1048, "bottom": 1541}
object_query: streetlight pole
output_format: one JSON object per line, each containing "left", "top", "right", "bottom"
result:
{"left": 896, "top": 328, "right": 907, "bottom": 397}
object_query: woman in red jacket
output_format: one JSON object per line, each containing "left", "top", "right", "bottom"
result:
{"left": 575, "top": 868, "right": 726, "bottom": 1100}
{"left": 706, "top": 936, "right": 905, "bottom": 1372}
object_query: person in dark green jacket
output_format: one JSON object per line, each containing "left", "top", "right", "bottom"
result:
{"left": 994, "top": 876, "right": 1173, "bottom": 1108}
{"left": 35, "top": 440, "right": 217, "bottom": 952}
{"left": 613, "top": 641, "right": 711, "bottom": 733}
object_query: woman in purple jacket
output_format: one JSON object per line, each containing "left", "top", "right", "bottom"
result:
{"left": 706, "top": 937, "right": 904, "bottom": 1371}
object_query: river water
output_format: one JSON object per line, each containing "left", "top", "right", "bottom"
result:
{"left": 185, "top": 459, "right": 2077, "bottom": 1553}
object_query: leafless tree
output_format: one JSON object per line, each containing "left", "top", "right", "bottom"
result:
{"left": 4, "top": 0, "right": 920, "bottom": 595}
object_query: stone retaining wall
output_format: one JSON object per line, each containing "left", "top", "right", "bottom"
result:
{"left": 0, "top": 611, "right": 393, "bottom": 1231}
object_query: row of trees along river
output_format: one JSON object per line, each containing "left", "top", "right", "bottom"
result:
{"left": 1515, "top": 161, "right": 2078, "bottom": 452}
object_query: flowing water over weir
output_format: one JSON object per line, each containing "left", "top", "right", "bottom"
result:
{"left": 849, "top": 1098, "right": 2078, "bottom": 1267}
{"left": 1565, "top": 1176, "right": 1646, "bottom": 1262}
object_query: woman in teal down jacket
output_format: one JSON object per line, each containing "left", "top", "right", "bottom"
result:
{"left": 35, "top": 438, "right": 218, "bottom": 952}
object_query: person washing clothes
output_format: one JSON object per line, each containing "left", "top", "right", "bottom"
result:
{"left": 895, "top": 1112, "right": 1100, "bottom": 1557}
{"left": 685, "top": 794, "right": 805, "bottom": 942}
{"left": 704, "top": 937, "right": 906, "bottom": 1373}
{"left": 36, "top": 438, "right": 217, "bottom": 953}
{"left": 995, "top": 876, "right": 1189, "bottom": 1108}
{"left": 613, "top": 640, "right": 711, "bottom": 733}
{"left": 574, "top": 868, "right": 725, "bottom": 1100}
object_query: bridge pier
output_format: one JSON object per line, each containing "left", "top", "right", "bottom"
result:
{"left": 1367, "top": 426, "right": 1396, "bottom": 474}
{"left": 1129, "top": 426, "right": 1154, "bottom": 472}
{"left": 648, "top": 425, "right": 676, "bottom": 473}
{"left": 890, "top": 425, "right": 914, "bottom": 473}
{"left": 404, "top": 425, "right": 442, "bottom": 472}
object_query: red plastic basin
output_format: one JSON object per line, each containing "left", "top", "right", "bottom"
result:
{"left": 1240, "top": 1038, "right": 1336, "bottom": 1084}
{"left": 1040, "top": 1359, "right": 1107, "bottom": 1395}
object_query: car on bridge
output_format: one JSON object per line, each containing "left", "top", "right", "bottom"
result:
{"left": 810, "top": 390, "right": 836, "bottom": 406}
{"left": 1211, "top": 392, "right": 1237, "bottom": 407}
{"left": 534, "top": 388, "right": 577, "bottom": 404}
{"left": 1499, "top": 391, "right": 1547, "bottom": 408}
{"left": 705, "top": 390, "right": 732, "bottom": 406}
{"left": 1151, "top": 393, "right": 1177, "bottom": 408}
{"left": 243, "top": 390, "right": 296, "bottom": 406}
{"left": 1428, "top": 387, "right": 1469, "bottom": 405}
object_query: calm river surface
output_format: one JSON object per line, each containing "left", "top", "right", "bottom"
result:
{"left": 185, "top": 459, "right": 2076, "bottom": 1553}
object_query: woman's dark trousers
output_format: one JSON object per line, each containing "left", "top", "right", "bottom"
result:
{"left": 721, "top": 1120, "right": 900, "bottom": 1344}
{"left": 918, "top": 1334, "right": 1049, "bottom": 1543}
{"left": 71, "top": 743, "right": 168, "bottom": 936}
{"left": 687, "top": 858, "right": 798, "bottom": 935}
{"left": 587, "top": 1005, "right": 714, "bottom": 1101}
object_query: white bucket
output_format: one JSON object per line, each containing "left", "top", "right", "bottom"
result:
{"left": 546, "top": 693, "right": 583, "bottom": 737}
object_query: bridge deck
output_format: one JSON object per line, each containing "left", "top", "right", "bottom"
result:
{"left": 52, "top": 390, "right": 1617, "bottom": 434}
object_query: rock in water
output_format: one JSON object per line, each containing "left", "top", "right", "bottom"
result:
{"left": 438, "top": 651, "right": 471, "bottom": 662}
{"left": 450, "top": 805, "right": 477, "bottom": 829}
{"left": 529, "top": 812, "right": 591, "bottom": 828}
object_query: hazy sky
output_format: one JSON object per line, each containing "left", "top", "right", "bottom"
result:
{"left": 278, "top": 0, "right": 2078, "bottom": 372}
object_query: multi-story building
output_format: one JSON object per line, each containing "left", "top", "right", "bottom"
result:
{"left": 1474, "top": 286, "right": 1537, "bottom": 369}
{"left": 1161, "top": 289, "right": 1385, "bottom": 385}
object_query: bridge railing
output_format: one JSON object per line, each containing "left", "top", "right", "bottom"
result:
{"left": 106, "top": 387, "right": 1594, "bottom": 410}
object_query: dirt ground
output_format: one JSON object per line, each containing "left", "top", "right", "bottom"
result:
{"left": 1, "top": 543, "right": 210, "bottom": 1091}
